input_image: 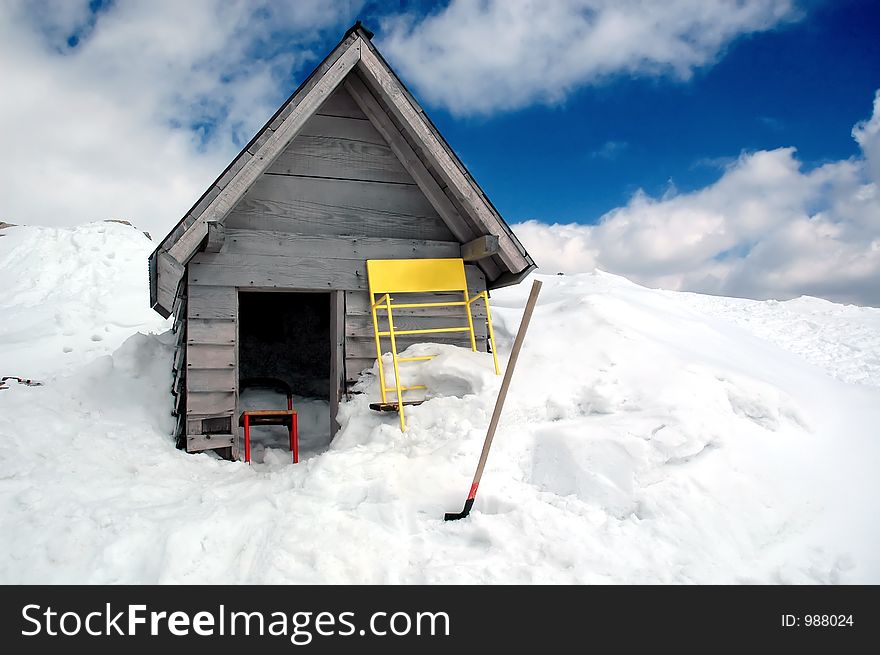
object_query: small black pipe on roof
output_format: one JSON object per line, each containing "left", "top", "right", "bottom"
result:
{"left": 345, "top": 20, "right": 374, "bottom": 40}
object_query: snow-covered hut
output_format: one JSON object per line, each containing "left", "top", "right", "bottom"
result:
{"left": 148, "top": 23, "right": 534, "bottom": 456}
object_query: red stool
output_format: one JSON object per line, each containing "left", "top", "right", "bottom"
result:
{"left": 240, "top": 409, "right": 298, "bottom": 464}
{"left": 238, "top": 378, "right": 299, "bottom": 464}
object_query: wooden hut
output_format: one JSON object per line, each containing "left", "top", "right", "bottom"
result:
{"left": 148, "top": 23, "right": 534, "bottom": 456}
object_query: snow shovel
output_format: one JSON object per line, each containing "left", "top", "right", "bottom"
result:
{"left": 445, "top": 278, "right": 543, "bottom": 521}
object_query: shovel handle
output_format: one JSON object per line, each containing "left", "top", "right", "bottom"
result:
{"left": 468, "top": 279, "right": 543, "bottom": 499}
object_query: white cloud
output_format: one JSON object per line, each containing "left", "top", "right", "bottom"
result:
{"left": 0, "top": 0, "right": 360, "bottom": 236}
{"left": 380, "top": 0, "right": 797, "bottom": 115}
{"left": 853, "top": 90, "right": 880, "bottom": 183}
{"left": 515, "top": 92, "right": 880, "bottom": 306}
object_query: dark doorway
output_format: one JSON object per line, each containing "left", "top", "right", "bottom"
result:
{"left": 238, "top": 291, "right": 332, "bottom": 464}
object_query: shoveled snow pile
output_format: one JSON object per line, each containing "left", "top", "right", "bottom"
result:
{"left": 1, "top": 223, "right": 878, "bottom": 583}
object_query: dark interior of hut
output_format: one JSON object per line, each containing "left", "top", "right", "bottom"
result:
{"left": 238, "top": 291, "right": 332, "bottom": 459}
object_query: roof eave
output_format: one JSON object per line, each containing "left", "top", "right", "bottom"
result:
{"left": 488, "top": 263, "right": 537, "bottom": 291}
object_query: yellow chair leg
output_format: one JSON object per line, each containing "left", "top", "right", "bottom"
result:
{"left": 370, "top": 292, "right": 388, "bottom": 404}
{"left": 385, "top": 294, "right": 406, "bottom": 432}
{"left": 483, "top": 291, "right": 501, "bottom": 375}
{"left": 463, "top": 289, "right": 478, "bottom": 353}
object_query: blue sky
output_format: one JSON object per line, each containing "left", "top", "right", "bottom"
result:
{"left": 1, "top": 0, "right": 878, "bottom": 305}
{"left": 355, "top": 0, "right": 880, "bottom": 224}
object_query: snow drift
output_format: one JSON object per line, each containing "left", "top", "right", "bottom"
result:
{"left": 1, "top": 222, "right": 879, "bottom": 583}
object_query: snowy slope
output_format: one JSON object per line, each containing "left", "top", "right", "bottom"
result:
{"left": 0, "top": 223, "right": 878, "bottom": 584}
{"left": 0, "top": 222, "right": 169, "bottom": 377}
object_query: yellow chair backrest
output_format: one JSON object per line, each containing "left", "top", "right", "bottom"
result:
{"left": 366, "top": 257, "right": 500, "bottom": 431}
{"left": 367, "top": 258, "right": 468, "bottom": 295}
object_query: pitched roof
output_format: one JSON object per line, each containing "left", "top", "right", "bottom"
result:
{"left": 149, "top": 22, "right": 534, "bottom": 317}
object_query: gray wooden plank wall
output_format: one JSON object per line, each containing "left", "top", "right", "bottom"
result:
{"left": 329, "top": 290, "right": 344, "bottom": 437}
{"left": 185, "top": 282, "right": 237, "bottom": 451}
{"left": 224, "top": 87, "right": 455, "bottom": 242}
{"left": 171, "top": 285, "right": 187, "bottom": 443}
{"left": 188, "top": 236, "right": 461, "bottom": 290}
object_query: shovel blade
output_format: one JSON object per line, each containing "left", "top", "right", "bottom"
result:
{"left": 443, "top": 498, "right": 475, "bottom": 521}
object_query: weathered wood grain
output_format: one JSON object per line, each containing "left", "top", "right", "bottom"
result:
{"left": 186, "top": 318, "right": 235, "bottom": 345}
{"left": 330, "top": 290, "right": 344, "bottom": 423}
{"left": 186, "top": 391, "right": 235, "bottom": 416}
{"left": 190, "top": 252, "right": 489, "bottom": 293}
{"left": 268, "top": 135, "right": 414, "bottom": 184}
{"left": 187, "top": 368, "right": 236, "bottom": 393}
{"left": 247, "top": 128, "right": 274, "bottom": 156}
{"left": 173, "top": 363, "right": 185, "bottom": 395}
{"left": 186, "top": 343, "right": 235, "bottom": 369}
{"left": 173, "top": 344, "right": 186, "bottom": 373}
{"left": 316, "top": 85, "right": 368, "bottom": 119}
{"left": 156, "top": 251, "right": 184, "bottom": 315}
{"left": 299, "top": 114, "right": 386, "bottom": 145}
{"left": 205, "top": 221, "right": 226, "bottom": 253}
{"left": 187, "top": 433, "right": 234, "bottom": 452}
{"left": 172, "top": 299, "right": 186, "bottom": 334}
{"left": 344, "top": 75, "right": 476, "bottom": 242}
{"left": 224, "top": 229, "right": 460, "bottom": 260}
{"left": 215, "top": 152, "right": 252, "bottom": 193}
{"left": 461, "top": 235, "right": 499, "bottom": 261}
{"left": 173, "top": 387, "right": 185, "bottom": 417}
{"left": 246, "top": 173, "right": 439, "bottom": 218}
{"left": 224, "top": 200, "right": 454, "bottom": 240}
{"left": 344, "top": 356, "right": 376, "bottom": 383}
{"left": 225, "top": 167, "right": 453, "bottom": 240}
{"left": 187, "top": 285, "right": 236, "bottom": 319}
{"left": 189, "top": 252, "right": 365, "bottom": 290}
{"left": 172, "top": 287, "right": 187, "bottom": 323}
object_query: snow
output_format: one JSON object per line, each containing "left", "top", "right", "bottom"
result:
{"left": 0, "top": 222, "right": 169, "bottom": 377}
{"left": 1, "top": 224, "right": 878, "bottom": 583}
{"left": 668, "top": 291, "right": 880, "bottom": 388}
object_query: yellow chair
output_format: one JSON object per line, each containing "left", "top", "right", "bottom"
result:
{"left": 367, "top": 258, "right": 500, "bottom": 431}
